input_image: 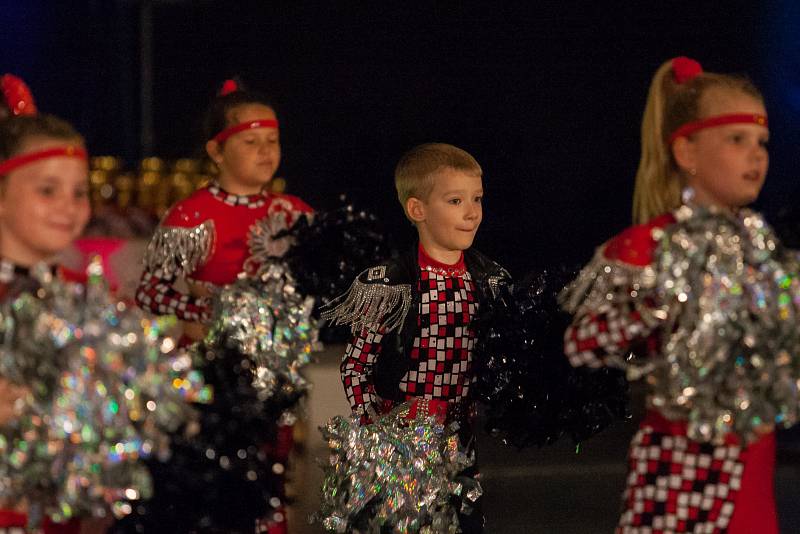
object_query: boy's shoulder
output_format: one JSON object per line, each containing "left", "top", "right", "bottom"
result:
{"left": 602, "top": 213, "right": 675, "bottom": 267}
{"left": 322, "top": 254, "right": 414, "bottom": 335}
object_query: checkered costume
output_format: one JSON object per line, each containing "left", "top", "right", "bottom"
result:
{"left": 135, "top": 183, "right": 312, "bottom": 323}
{"left": 326, "top": 245, "right": 508, "bottom": 534}
{"left": 563, "top": 214, "right": 778, "bottom": 534}
{"left": 338, "top": 246, "right": 481, "bottom": 417}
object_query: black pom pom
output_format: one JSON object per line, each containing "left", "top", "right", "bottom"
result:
{"left": 111, "top": 336, "right": 294, "bottom": 533}
{"left": 473, "top": 268, "right": 630, "bottom": 448}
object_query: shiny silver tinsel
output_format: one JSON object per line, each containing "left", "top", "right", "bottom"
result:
{"left": 564, "top": 204, "right": 800, "bottom": 444}
{"left": 314, "top": 404, "right": 480, "bottom": 533}
{"left": 203, "top": 261, "right": 318, "bottom": 401}
{"left": 0, "top": 261, "right": 206, "bottom": 524}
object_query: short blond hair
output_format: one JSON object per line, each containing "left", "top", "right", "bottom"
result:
{"left": 395, "top": 143, "right": 482, "bottom": 217}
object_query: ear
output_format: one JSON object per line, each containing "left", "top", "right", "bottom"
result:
{"left": 205, "top": 140, "right": 223, "bottom": 164}
{"left": 405, "top": 197, "right": 426, "bottom": 223}
{"left": 671, "top": 137, "right": 696, "bottom": 174}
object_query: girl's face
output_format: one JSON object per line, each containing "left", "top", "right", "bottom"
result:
{"left": 678, "top": 89, "right": 769, "bottom": 209}
{"left": 208, "top": 103, "right": 280, "bottom": 193}
{"left": 0, "top": 136, "right": 90, "bottom": 265}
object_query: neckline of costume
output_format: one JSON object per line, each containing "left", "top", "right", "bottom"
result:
{"left": 208, "top": 182, "right": 268, "bottom": 208}
{"left": 417, "top": 244, "right": 466, "bottom": 276}
{"left": 0, "top": 258, "right": 58, "bottom": 283}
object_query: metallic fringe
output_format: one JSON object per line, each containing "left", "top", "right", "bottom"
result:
{"left": 142, "top": 221, "right": 214, "bottom": 278}
{"left": 559, "top": 247, "right": 666, "bottom": 327}
{"left": 321, "top": 276, "right": 412, "bottom": 334}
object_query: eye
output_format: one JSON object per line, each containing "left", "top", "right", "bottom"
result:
{"left": 474, "top": 196, "right": 483, "bottom": 204}
{"left": 730, "top": 134, "right": 744, "bottom": 144}
{"left": 759, "top": 138, "right": 769, "bottom": 149}
{"left": 38, "top": 185, "right": 56, "bottom": 197}
{"left": 75, "top": 187, "right": 89, "bottom": 200}
{"left": 448, "top": 198, "right": 462, "bottom": 205}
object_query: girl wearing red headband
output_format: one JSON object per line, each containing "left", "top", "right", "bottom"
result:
{"left": 561, "top": 58, "right": 780, "bottom": 533}
{"left": 136, "top": 81, "right": 311, "bottom": 339}
{"left": 0, "top": 78, "right": 93, "bottom": 534}
{"left": 135, "top": 81, "right": 311, "bottom": 534}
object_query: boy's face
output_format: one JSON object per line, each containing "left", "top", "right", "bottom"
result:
{"left": 408, "top": 168, "right": 483, "bottom": 255}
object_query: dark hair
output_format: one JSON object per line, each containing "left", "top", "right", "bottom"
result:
{"left": 202, "top": 82, "right": 276, "bottom": 143}
{"left": 0, "top": 114, "right": 84, "bottom": 161}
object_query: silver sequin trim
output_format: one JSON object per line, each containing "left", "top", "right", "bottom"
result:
{"left": 142, "top": 220, "right": 215, "bottom": 278}
{"left": 321, "top": 271, "right": 412, "bottom": 334}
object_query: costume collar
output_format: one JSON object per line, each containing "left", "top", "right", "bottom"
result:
{"left": 0, "top": 258, "right": 58, "bottom": 284}
{"left": 417, "top": 244, "right": 466, "bottom": 276}
{"left": 208, "top": 181, "right": 267, "bottom": 209}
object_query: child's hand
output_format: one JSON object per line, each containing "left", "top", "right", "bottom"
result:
{"left": 0, "top": 377, "right": 27, "bottom": 426}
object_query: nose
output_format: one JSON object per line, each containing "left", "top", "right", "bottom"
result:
{"left": 465, "top": 200, "right": 480, "bottom": 220}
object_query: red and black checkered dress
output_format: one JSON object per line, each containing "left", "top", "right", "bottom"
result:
{"left": 340, "top": 246, "right": 478, "bottom": 417}
{"left": 564, "top": 214, "right": 778, "bottom": 534}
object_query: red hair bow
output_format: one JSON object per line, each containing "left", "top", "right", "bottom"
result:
{"left": 671, "top": 56, "right": 703, "bottom": 84}
{"left": 220, "top": 79, "right": 239, "bottom": 96}
{"left": 1, "top": 74, "right": 37, "bottom": 116}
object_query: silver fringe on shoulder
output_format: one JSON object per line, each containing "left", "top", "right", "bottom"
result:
{"left": 559, "top": 246, "right": 666, "bottom": 328}
{"left": 142, "top": 220, "right": 214, "bottom": 278}
{"left": 321, "top": 274, "right": 412, "bottom": 334}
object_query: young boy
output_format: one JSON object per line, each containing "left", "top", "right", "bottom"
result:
{"left": 324, "top": 143, "right": 510, "bottom": 533}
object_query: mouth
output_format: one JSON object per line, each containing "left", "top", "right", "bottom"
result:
{"left": 743, "top": 170, "right": 762, "bottom": 182}
{"left": 49, "top": 222, "right": 75, "bottom": 232}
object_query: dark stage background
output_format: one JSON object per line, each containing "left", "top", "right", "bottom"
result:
{"left": 3, "top": 1, "right": 800, "bottom": 276}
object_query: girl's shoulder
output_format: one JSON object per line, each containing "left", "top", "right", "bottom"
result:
{"left": 602, "top": 213, "right": 675, "bottom": 267}
{"left": 267, "top": 192, "right": 313, "bottom": 214}
{"left": 160, "top": 187, "right": 218, "bottom": 228}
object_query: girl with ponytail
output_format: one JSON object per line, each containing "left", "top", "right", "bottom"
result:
{"left": 562, "top": 57, "right": 783, "bottom": 533}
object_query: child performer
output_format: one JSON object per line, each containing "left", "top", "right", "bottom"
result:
{"left": 0, "top": 74, "right": 93, "bottom": 533}
{"left": 562, "top": 57, "right": 779, "bottom": 533}
{"left": 134, "top": 81, "right": 310, "bottom": 534}
{"left": 324, "top": 143, "right": 510, "bottom": 533}
{"left": 135, "top": 80, "right": 311, "bottom": 342}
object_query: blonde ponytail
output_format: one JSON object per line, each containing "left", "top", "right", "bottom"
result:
{"left": 632, "top": 60, "right": 684, "bottom": 224}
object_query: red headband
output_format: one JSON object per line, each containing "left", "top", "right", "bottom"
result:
{"left": 668, "top": 114, "right": 768, "bottom": 145}
{"left": 0, "top": 146, "right": 88, "bottom": 176}
{"left": 212, "top": 119, "right": 279, "bottom": 143}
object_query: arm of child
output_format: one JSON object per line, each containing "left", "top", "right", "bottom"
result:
{"left": 561, "top": 219, "right": 671, "bottom": 369}
{"left": 564, "top": 297, "right": 657, "bottom": 368}
{"left": 135, "top": 207, "right": 214, "bottom": 322}
{"left": 136, "top": 269, "right": 213, "bottom": 323}
{"left": 340, "top": 325, "right": 385, "bottom": 423}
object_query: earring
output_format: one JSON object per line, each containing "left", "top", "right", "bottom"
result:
{"left": 689, "top": 168, "right": 697, "bottom": 176}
